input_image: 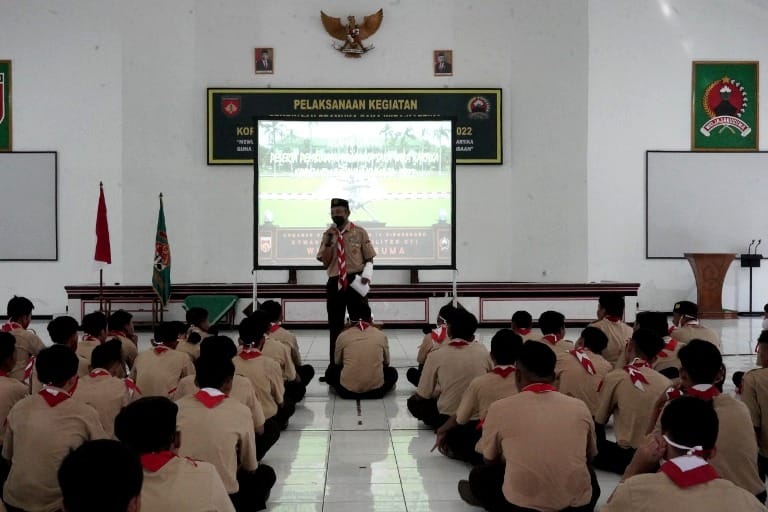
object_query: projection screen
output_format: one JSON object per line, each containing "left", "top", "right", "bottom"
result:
{"left": 254, "top": 117, "right": 455, "bottom": 269}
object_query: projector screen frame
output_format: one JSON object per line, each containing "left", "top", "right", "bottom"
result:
{"left": 253, "top": 115, "right": 457, "bottom": 270}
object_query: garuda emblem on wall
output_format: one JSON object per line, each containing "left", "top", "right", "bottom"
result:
{"left": 321, "top": 9, "right": 383, "bottom": 58}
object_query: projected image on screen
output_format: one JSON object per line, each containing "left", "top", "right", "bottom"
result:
{"left": 254, "top": 118, "right": 455, "bottom": 268}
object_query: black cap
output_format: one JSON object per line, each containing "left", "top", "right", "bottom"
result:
{"left": 673, "top": 300, "right": 698, "bottom": 318}
{"left": 331, "top": 198, "right": 349, "bottom": 209}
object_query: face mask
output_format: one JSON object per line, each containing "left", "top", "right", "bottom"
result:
{"left": 332, "top": 216, "right": 346, "bottom": 227}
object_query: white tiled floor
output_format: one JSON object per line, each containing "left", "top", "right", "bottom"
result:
{"left": 29, "top": 318, "right": 768, "bottom": 511}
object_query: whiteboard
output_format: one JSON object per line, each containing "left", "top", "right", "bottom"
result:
{"left": 0, "top": 152, "right": 57, "bottom": 260}
{"left": 646, "top": 151, "right": 768, "bottom": 258}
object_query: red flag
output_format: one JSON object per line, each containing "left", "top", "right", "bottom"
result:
{"left": 95, "top": 182, "right": 112, "bottom": 264}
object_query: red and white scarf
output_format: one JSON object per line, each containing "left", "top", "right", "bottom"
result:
{"left": 356, "top": 321, "right": 370, "bottom": 331}
{"left": 39, "top": 386, "right": 72, "bottom": 407}
{"left": 431, "top": 325, "right": 447, "bottom": 344}
{"left": 194, "top": 388, "right": 227, "bottom": 408}
{"left": 124, "top": 377, "right": 141, "bottom": 396}
{"left": 491, "top": 365, "right": 516, "bottom": 378}
{"left": 1, "top": 322, "right": 22, "bottom": 332}
{"left": 541, "top": 334, "right": 562, "bottom": 346}
{"left": 336, "top": 223, "right": 354, "bottom": 290}
{"left": 140, "top": 451, "right": 176, "bottom": 472}
{"left": 448, "top": 338, "right": 470, "bottom": 348}
{"left": 238, "top": 347, "right": 262, "bottom": 360}
{"left": 667, "top": 384, "right": 720, "bottom": 401}
{"left": 89, "top": 368, "right": 111, "bottom": 378}
{"left": 82, "top": 334, "right": 103, "bottom": 345}
{"left": 660, "top": 454, "right": 719, "bottom": 489}
{"left": 657, "top": 337, "right": 679, "bottom": 359}
{"left": 515, "top": 328, "right": 532, "bottom": 337}
{"left": 152, "top": 344, "right": 170, "bottom": 355}
{"left": 268, "top": 323, "right": 281, "bottom": 334}
{"left": 570, "top": 347, "right": 597, "bottom": 375}
{"left": 22, "top": 356, "right": 36, "bottom": 384}
{"left": 605, "top": 315, "right": 623, "bottom": 323}
{"left": 522, "top": 383, "right": 557, "bottom": 393}
{"left": 624, "top": 358, "right": 652, "bottom": 391}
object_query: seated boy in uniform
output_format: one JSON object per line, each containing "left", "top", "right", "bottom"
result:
{"left": 435, "top": 329, "right": 522, "bottom": 464}
{"left": 261, "top": 300, "right": 315, "bottom": 387}
{"left": 602, "top": 397, "right": 766, "bottom": 511}
{"left": 510, "top": 310, "right": 534, "bottom": 339}
{"left": 653, "top": 340, "right": 764, "bottom": 501}
{"left": 588, "top": 293, "right": 634, "bottom": 366}
{"left": 532, "top": 310, "right": 575, "bottom": 355}
{"left": 635, "top": 311, "right": 682, "bottom": 379}
{"left": 107, "top": 309, "right": 140, "bottom": 372}
{"left": 235, "top": 312, "right": 295, "bottom": 430}
{"left": 459, "top": 341, "right": 600, "bottom": 512}
{"left": 670, "top": 301, "right": 721, "bottom": 349}
{"left": 407, "top": 302, "right": 457, "bottom": 386}
{"left": 2, "top": 345, "right": 107, "bottom": 511}
{"left": 555, "top": 326, "right": 613, "bottom": 417}
{"left": 0, "top": 333, "right": 28, "bottom": 488}
{"left": 77, "top": 311, "right": 108, "bottom": 360}
{"left": 178, "top": 308, "right": 211, "bottom": 361}
{"left": 73, "top": 339, "right": 141, "bottom": 437}
{"left": 737, "top": 329, "right": 768, "bottom": 482}
{"left": 172, "top": 336, "right": 279, "bottom": 460}
{"left": 324, "top": 303, "right": 398, "bottom": 399}
{"left": 58, "top": 440, "right": 143, "bottom": 512}
{"left": 257, "top": 304, "right": 304, "bottom": 403}
{"left": 2, "top": 296, "right": 45, "bottom": 382}
{"left": 131, "top": 321, "right": 195, "bottom": 397}
{"left": 115, "top": 397, "right": 235, "bottom": 512}
{"left": 594, "top": 328, "right": 671, "bottom": 474}
{"left": 407, "top": 308, "right": 492, "bottom": 429}
{"left": 175, "top": 351, "right": 276, "bottom": 511}
{"left": 28, "top": 316, "right": 90, "bottom": 392}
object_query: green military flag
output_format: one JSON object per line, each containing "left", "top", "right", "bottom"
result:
{"left": 152, "top": 193, "right": 171, "bottom": 306}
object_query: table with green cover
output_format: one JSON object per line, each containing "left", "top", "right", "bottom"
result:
{"left": 182, "top": 295, "right": 239, "bottom": 325}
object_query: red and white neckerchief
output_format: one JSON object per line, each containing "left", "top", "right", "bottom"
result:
{"left": 195, "top": 387, "right": 227, "bottom": 408}
{"left": 668, "top": 325, "right": 677, "bottom": 335}
{"left": 39, "top": 386, "right": 72, "bottom": 407}
{"left": 431, "top": 325, "right": 447, "bottom": 344}
{"left": 268, "top": 323, "right": 281, "bottom": 334}
{"left": 356, "top": 320, "right": 370, "bottom": 331}
{"left": 515, "top": 328, "right": 532, "bottom": 337}
{"left": 1, "top": 322, "right": 22, "bottom": 332}
{"left": 660, "top": 451, "right": 719, "bottom": 489}
{"left": 82, "top": 334, "right": 103, "bottom": 345}
{"left": 124, "top": 378, "right": 141, "bottom": 396}
{"left": 109, "top": 330, "right": 128, "bottom": 338}
{"left": 336, "top": 222, "right": 354, "bottom": 290}
{"left": 140, "top": 451, "right": 176, "bottom": 472}
{"left": 686, "top": 384, "right": 720, "bottom": 401}
{"left": 680, "top": 319, "right": 700, "bottom": 328}
{"left": 89, "top": 368, "right": 111, "bottom": 378}
{"left": 657, "top": 337, "right": 679, "bottom": 359}
{"left": 605, "top": 315, "right": 622, "bottom": 323}
{"left": 22, "top": 356, "right": 36, "bottom": 384}
{"left": 448, "top": 338, "right": 470, "bottom": 347}
{"left": 0, "top": 371, "right": 7, "bottom": 378}
{"left": 570, "top": 347, "right": 597, "bottom": 375}
{"left": 624, "top": 358, "right": 652, "bottom": 391}
{"left": 522, "top": 383, "right": 557, "bottom": 393}
{"left": 491, "top": 365, "right": 516, "bottom": 378}
{"left": 152, "top": 344, "right": 170, "bottom": 355}
{"left": 238, "top": 347, "right": 262, "bottom": 360}
{"left": 541, "top": 334, "right": 562, "bottom": 346}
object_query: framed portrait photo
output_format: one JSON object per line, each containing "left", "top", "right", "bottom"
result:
{"left": 255, "top": 48, "right": 274, "bottom": 75}
{"left": 433, "top": 50, "right": 453, "bottom": 77}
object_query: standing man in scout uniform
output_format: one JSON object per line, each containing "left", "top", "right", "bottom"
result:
{"left": 317, "top": 198, "right": 376, "bottom": 376}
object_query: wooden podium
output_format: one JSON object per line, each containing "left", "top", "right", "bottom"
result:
{"left": 684, "top": 253, "right": 738, "bottom": 319}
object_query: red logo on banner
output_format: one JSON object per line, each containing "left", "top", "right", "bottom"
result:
{"left": 221, "top": 97, "right": 241, "bottom": 118}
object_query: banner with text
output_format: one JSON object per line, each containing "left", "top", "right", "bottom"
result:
{"left": 208, "top": 88, "right": 501, "bottom": 165}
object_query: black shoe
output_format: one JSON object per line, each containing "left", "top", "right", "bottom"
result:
{"left": 458, "top": 480, "right": 482, "bottom": 507}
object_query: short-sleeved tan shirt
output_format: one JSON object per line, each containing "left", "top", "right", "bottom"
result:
{"left": 602, "top": 472, "right": 767, "bottom": 512}
{"left": 741, "top": 367, "right": 768, "bottom": 456}
{"left": 417, "top": 341, "right": 492, "bottom": 415}
{"left": 2, "top": 391, "right": 107, "bottom": 511}
{"left": 653, "top": 336, "right": 684, "bottom": 373}
{"left": 262, "top": 337, "right": 297, "bottom": 382}
{"left": 671, "top": 323, "right": 721, "bottom": 350}
{"left": 6, "top": 328, "right": 46, "bottom": 382}
{"left": 176, "top": 393, "right": 258, "bottom": 494}
{"left": 0, "top": 377, "right": 28, "bottom": 446}
{"left": 477, "top": 389, "right": 597, "bottom": 511}
{"left": 335, "top": 325, "right": 390, "bottom": 393}
{"left": 268, "top": 325, "right": 302, "bottom": 366}
{"left": 555, "top": 349, "right": 613, "bottom": 416}
{"left": 130, "top": 348, "right": 196, "bottom": 397}
{"left": 173, "top": 374, "right": 266, "bottom": 429}
{"left": 416, "top": 329, "right": 448, "bottom": 365}
{"left": 595, "top": 365, "right": 671, "bottom": 448}
{"left": 316, "top": 223, "right": 376, "bottom": 276}
{"left": 72, "top": 371, "right": 140, "bottom": 437}
{"left": 455, "top": 368, "right": 519, "bottom": 424}
{"left": 529, "top": 335, "right": 576, "bottom": 355}
{"left": 233, "top": 349, "right": 284, "bottom": 419}
{"left": 589, "top": 318, "right": 633, "bottom": 365}
{"left": 140, "top": 455, "right": 235, "bottom": 512}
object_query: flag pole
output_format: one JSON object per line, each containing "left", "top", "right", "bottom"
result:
{"left": 252, "top": 269, "right": 258, "bottom": 315}
{"left": 98, "top": 182, "right": 105, "bottom": 312}
{"left": 159, "top": 192, "right": 164, "bottom": 322}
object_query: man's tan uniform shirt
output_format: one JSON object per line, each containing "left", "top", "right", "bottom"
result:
{"left": 233, "top": 349, "right": 284, "bottom": 419}
{"left": 335, "top": 324, "right": 390, "bottom": 393}
{"left": 455, "top": 367, "right": 519, "bottom": 424}
{"left": 173, "top": 374, "right": 266, "bottom": 429}
{"left": 130, "top": 347, "right": 195, "bottom": 397}
{"left": 555, "top": 349, "right": 613, "bottom": 417}
{"left": 316, "top": 223, "right": 376, "bottom": 276}
{"left": 589, "top": 317, "right": 633, "bottom": 365}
